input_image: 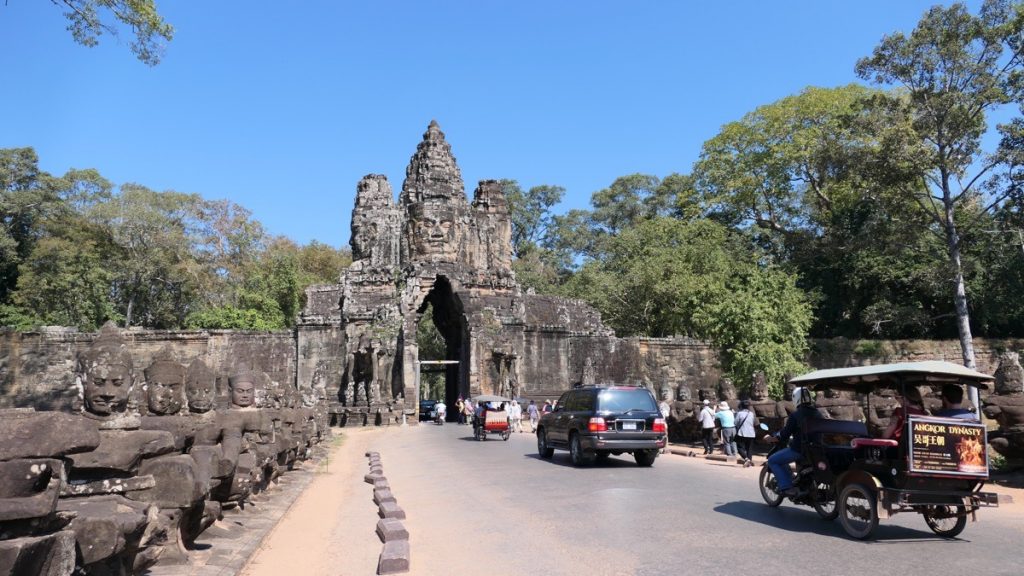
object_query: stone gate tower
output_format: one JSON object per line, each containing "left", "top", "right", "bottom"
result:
{"left": 297, "top": 121, "right": 717, "bottom": 425}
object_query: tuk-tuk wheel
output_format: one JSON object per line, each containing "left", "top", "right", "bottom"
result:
{"left": 811, "top": 482, "right": 839, "bottom": 521}
{"left": 758, "top": 466, "right": 784, "bottom": 507}
{"left": 502, "top": 430, "right": 511, "bottom": 441}
{"left": 838, "top": 483, "right": 878, "bottom": 540}
{"left": 923, "top": 506, "right": 967, "bottom": 538}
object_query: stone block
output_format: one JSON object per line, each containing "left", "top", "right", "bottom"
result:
{"left": 373, "top": 488, "right": 396, "bottom": 505}
{"left": 129, "top": 454, "right": 206, "bottom": 508}
{"left": 373, "top": 477, "right": 389, "bottom": 490}
{"left": 375, "top": 518, "right": 408, "bottom": 543}
{"left": 0, "top": 458, "right": 63, "bottom": 521}
{"left": 58, "top": 495, "right": 151, "bottom": 565}
{"left": 377, "top": 539, "right": 410, "bottom": 574}
{"left": 364, "top": 472, "right": 383, "bottom": 484}
{"left": 61, "top": 474, "right": 155, "bottom": 497}
{"left": 369, "top": 464, "right": 384, "bottom": 474}
{"left": 140, "top": 415, "right": 198, "bottom": 451}
{"left": 365, "top": 451, "right": 380, "bottom": 458}
{"left": 67, "top": 430, "right": 176, "bottom": 473}
{"left": 0, "top": 411, "right": 100, "bottom": 462}
{"left": 378, "top": 501, "right": 405, "bottom": 519}
{"left": 0, "top": 530, "right": 76, "bottom": 576}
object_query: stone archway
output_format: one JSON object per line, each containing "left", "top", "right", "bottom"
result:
{"left": 415, "top": 276, "right": 469, "bottom": 419}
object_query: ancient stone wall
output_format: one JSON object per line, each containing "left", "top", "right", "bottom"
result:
{"left": 0, "top": 328, "right": 296, "bottom": 411}
{"left": 808, "top": 338, "right": 1024, "bottom": 376}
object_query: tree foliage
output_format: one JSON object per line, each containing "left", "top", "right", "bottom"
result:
{"left": 855, "top": 0, "right": 1024, "bottom": 369}
{"left": 0, "top": 147, "right": 349, "bottom": 332}
{"left": 50, "top": 0, "right": 174, "bottom": 65}
{"left": 561, "top": 218, "right": 812, "bottom": 390}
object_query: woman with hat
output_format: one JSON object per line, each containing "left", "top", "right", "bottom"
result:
{"left": 715, "top": 400, "right": 737, "bottom": 457}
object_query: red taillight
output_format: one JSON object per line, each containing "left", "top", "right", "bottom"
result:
{"left": 652, "top": 418, "right": 667, "bottom": 434}
{"left": 588, "top": 417, "right": 607, "bottom": 432}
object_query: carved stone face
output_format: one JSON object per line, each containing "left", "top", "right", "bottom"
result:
{"left": 660, "top": 385, "right": 672, "bottom": 401}
{"left": 147, "top": 374, "right": 184, "bottom": 415}
{"left": 351, "top": 217, "right": 379, "bottom": 261}
{"left": 186, "top": 373, "right": 215, "bottom": 414}
{"left": 750, "top": 376, "right": 768, "bottom": 401}
{"left": 230, "top": 380, "right": 256, "bottom": 408}
{"left": 719, "top": 378, "right": 737, "bottom": 400}
{"left": 409, "top": 205, "right": 459, "bottom": 260}
{"left": 676, "top": 386, "right": 692, "bottom": 402}
{"left": 83, "top": 361, "right": 131, "bottom": 416}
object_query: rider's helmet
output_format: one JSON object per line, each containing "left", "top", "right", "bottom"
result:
{"left": 792, "top": 386, "right": 814, "bottom": 406}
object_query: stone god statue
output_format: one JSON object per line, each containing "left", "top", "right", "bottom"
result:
{"left": 816, "top": 388, "right": 865, "bottom": 422}
{"left": 669, "top": 385, "right": 699, "bottom": 442}
{"left": 144, "top": 353, "right": 186, "bottom": 416}
{"left": 229, "top": 367, "right": 257, "bottom": 409}
{"left": 718, "top": 378, "right": 739, "bottom": 410}
{"left": 983, "top": 351, "right": 1024, "bottom": 465}
{"left": 185, "top": 358, "right": 216, "bottom": 414}
{"left": 407, "top": 203, "right": 461, "bottom": 262}
{"left": 76, "top": 321, "right": 134, "bottom": 421}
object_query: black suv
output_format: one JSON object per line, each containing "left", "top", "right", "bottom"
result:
{"left": 536, "top": 386, "right": 667, "bottom": 467}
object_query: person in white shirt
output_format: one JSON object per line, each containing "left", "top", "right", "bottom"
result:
{"left": 698, "top": 400, "right": 716, "bottom": 455}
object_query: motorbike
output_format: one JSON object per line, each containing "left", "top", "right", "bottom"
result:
{"left": 434, "top": 404, "right": 447, "bottom": 425}
{"left": 758, "top": 423, "right": 839, "bottom": 521}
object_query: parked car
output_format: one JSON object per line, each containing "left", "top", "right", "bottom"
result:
{"left": 536, "top": 385, "right": 667, "bottom": 467}
{"left": 419, "top": 399, "right": 438, "bottom": 421}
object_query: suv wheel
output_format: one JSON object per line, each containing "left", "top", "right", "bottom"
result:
{"left": 537, "top": 428, "right": 554, "bottom": 459}
{"left": 634, "top": 449, "right": 657, "bottom": 467}
{"left": 569, "top": 432, "right": 594, "bottom": 466}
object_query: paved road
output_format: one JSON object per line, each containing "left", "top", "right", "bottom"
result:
{"left": 249, "top": 423, "right": 1023, "bottom": 576}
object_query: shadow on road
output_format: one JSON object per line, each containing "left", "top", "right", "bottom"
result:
{"left": 521, "top": 452, "right": 651, "bottom": 469}
{"left": 714, "top": 501, "right": 973, "bottom": 544}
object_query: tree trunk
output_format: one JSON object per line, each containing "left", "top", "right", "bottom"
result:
{"left": 943, "top": 199, "right": 981, "bottom": 416}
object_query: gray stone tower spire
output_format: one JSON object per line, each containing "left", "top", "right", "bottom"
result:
{"left": 399, "top": 120, "right": 466, "bottom": 207}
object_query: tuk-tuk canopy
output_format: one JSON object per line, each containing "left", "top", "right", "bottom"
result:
{"left": 789, "top": 361, "right": 993, "bottom": 393}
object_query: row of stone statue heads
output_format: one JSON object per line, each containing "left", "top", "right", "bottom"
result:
{"left": 43, "top": 321, "right": 330, "bottom": 574}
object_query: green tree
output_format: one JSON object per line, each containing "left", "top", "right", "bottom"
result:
{"left": 562, "top": 218, "right": 812, "bottom": 391}
{"left": 86, "top": 183, "right": 206, "bottom": 327}
{"left": 48, "top": 0, "right": 174, "bottom": 65}
{"left": 855, "top": 0, "right": 1024, "bottom": 373}
{"left": 1, "top": 148, "right": 63, "bottom": 302}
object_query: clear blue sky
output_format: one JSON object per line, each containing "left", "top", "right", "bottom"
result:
{"left": 0, "top": 1, "right": 978, "bottom": 248}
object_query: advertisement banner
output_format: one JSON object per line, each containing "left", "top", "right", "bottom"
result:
{"left": 908, "top": 417, "right": 988, "bottom": 477}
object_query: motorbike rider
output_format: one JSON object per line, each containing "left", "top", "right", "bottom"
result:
{"left": 435, "top": 399, "right": 447, "bottom": 423}
{"left": 765, "top": 386, "right": 822, "bottom": 498}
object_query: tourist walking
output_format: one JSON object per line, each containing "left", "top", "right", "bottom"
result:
{"left": 734, "top": 399, "right": 758, "bottom": 467}
{"left": 658, "top": 396, "right": 671, "bottom": 453}
{"left": 698, "top": 400, "right": 716, "bottom": 455}
{"left": 455, "top": 396, "right": 465, "bottom": 425}
{"left": 509, "top": 400, "right": 523, "bottom": 433}
{"left": 716, "top": 401, "right": 737, "bottom": 456}
{"left": 462, "top": 398, "right": 474, "bottom": 425}
{"left": 527, "top": 400, "right": 540, "bottom": 432}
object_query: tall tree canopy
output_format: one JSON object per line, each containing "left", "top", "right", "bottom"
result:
{"left": 855, "top": 0, "right": 1024, "bottom": 371}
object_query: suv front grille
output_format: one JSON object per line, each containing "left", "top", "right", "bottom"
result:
{"left": 614, "top": 419, "right": 646, "bottom": 432}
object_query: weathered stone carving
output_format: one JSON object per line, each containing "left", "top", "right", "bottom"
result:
{"left": 816, "top": 388, "right": 865, "bottom": 422}
{"left": 669, "top": 385, "right": 698, "bottom": 442}
{"left": 983, "top": 351, "right": 1024, "bottom": 466}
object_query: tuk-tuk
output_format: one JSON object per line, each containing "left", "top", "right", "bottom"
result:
{"left": 785, "top": 361, "right": 1000, "bottom": 540}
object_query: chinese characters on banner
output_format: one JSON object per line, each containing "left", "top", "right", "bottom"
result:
{"left": 908, "top": 418, "right": 988, "bottom": 476}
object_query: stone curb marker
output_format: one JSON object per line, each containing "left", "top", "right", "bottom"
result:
{"left": 366, "top": 450, "right": 410, "bottom": 575}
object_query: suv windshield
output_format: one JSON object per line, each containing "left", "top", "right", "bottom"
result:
{"left": 596, "top": 388, "right": 657, "bottom": 413}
